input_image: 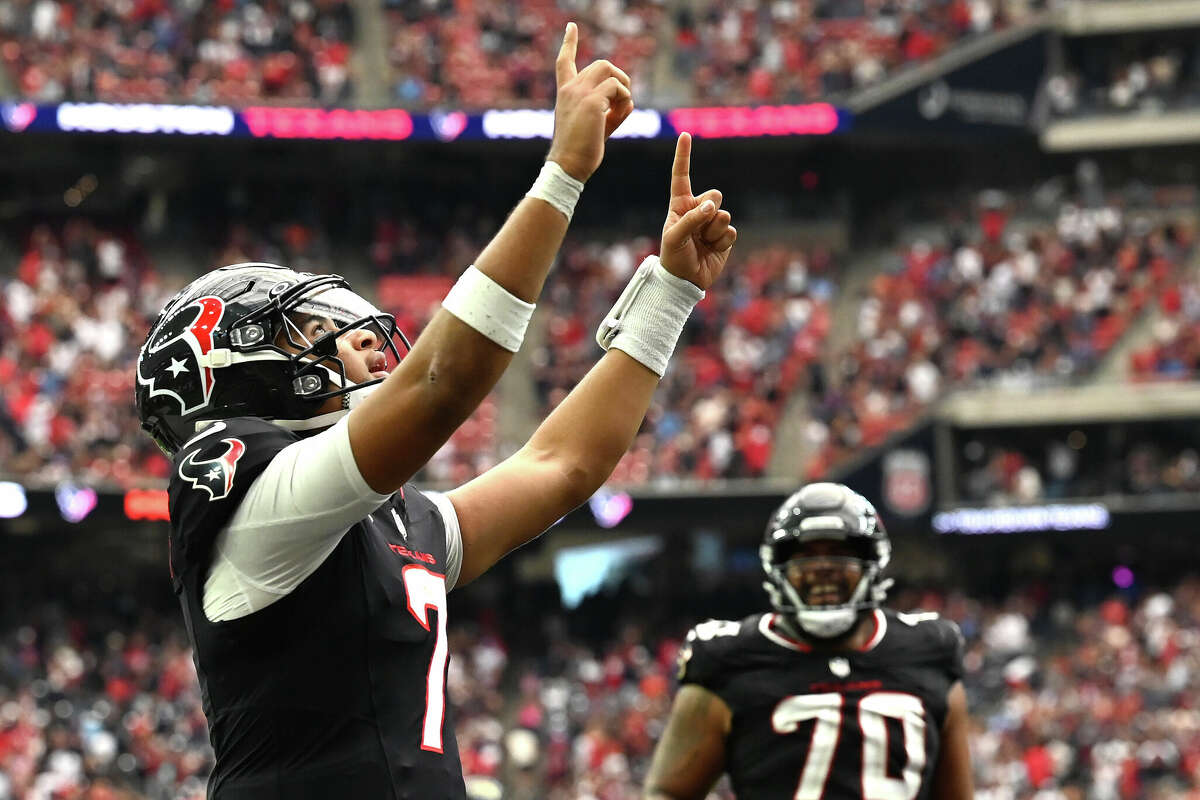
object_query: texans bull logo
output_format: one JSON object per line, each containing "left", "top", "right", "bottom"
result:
{"left": 137, "top": 296, "right": 225, "bottom": 415}
{"left": 178, "top": 437, "right": 246, "bottom": 501}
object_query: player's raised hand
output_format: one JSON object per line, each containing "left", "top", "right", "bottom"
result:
{"left": 545, "top": 22, "right": 635, "bottom": 182}
{"left": 660, "top": 133, "right": 737, "bottom": 290}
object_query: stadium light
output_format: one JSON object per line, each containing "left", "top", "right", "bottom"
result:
{"left": 0, "top": 481, "right": 27, "bottom": 519}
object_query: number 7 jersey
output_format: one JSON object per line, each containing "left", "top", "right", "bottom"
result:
{"left": 678, "top": 609, "right": 965, "bottom": 800}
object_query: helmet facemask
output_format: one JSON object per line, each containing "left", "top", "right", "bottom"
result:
{"left": 242, "top": 279, "right": 411, "bottom": 408}
{"left": 271, "top": 287, "right": 410, "bottom": 402}
{"left": 762, "top": 534, "right": 890, "bottom": 639}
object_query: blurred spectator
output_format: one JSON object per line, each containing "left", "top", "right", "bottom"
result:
{"left": 0, "top": 0, "right": 355, "bottom": 105}
{"left": 1131, "top": 271, "right": 1200, "bottom": 380}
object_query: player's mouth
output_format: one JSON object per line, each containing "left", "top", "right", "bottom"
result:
{"left": 804, "top": 581, "right": 846, "bottom": 606}
{"left": 368, "top": 351, "right": 390, "bottom": 380}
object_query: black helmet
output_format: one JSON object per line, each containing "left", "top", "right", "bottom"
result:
{"left": 760, "top": 482, "right": 892, "bottom": 638}
{"left": 135, "top": 263, "right": 408, "bottom": 455}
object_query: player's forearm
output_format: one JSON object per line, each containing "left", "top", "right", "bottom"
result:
{"left": 472, "top": 193, "right": 571, "bottom": 302}
{"left": 525, "top": 348, "right": 660, "bottom": 503}
{"left": 348, "top": 309, "right": 513, "bottom": 493}
{"left": 444, "top": 351, "right": 660, "bottom": 586}
{"left": 346, "top": 187, "right": 576, "bottom": 493}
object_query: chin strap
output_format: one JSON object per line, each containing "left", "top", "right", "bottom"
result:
{"left": 265, "top": 382, "right": 382, "bottom": 433}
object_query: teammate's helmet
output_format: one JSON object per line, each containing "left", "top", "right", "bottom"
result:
{"left": 760, "top": 482, "right": 892, "bottom": 639}
{"left": 136, "top": 263, "right": 408, "bottom": 455}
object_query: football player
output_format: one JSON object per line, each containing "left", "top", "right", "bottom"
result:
{"left": 135, "top": 25, "right": 738, "bottom": 800}
{"left": 643, "top": 483, "right": 973, "bottom": 800}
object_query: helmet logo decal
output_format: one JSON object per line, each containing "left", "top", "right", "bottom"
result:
{"left": 178, "top": 437, "right": 246, "bottom": 501}
{"left": 137, "top": 296, "right": 225, "bottom": 415}
{"left": 828, "top": 657, "right": 851, "bottom": 678}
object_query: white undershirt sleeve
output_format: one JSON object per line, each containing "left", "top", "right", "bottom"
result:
{"left": 425, "top": 491, "right": 463, "bottom": 591}
{"left": 203, "top": 416, "right": 391, "bottom": 622}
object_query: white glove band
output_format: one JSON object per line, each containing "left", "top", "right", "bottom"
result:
{"left": 596, "top": 255, "right": 704, "bottom": 377}
{"left": 525, "top": 161, "right": 585, "bottom": 221}
{"left": 442, "top": 265, "right": 535, "bottom": 353}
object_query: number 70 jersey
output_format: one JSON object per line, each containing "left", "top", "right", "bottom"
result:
{"left": 677, "top": 609, "right": 965, "bottom": 800}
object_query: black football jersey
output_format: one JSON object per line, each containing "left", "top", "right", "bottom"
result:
{"left": 679, "top": 609, "right": 964, "bottom": 800}
{"left": 168, "top": 416, "right": 465, "bottom": 800}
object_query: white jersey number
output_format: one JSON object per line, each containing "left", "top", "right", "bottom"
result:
{"left": 772, "top": 691, "right": 927, "bottom": 800}
{"left": 402, "top": 565, "right": 449, "bottom": 753}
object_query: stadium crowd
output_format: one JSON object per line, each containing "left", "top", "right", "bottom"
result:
{"left": 676, "top": 0, "right": 1040, "bottom": 106}
{"left": 3, "top": 189, "right": 1197, "bottom": 489}
{"left": 0, "top": 220, "right": 173, "bottom": 490}
{"left": 803, "top": 198, "right": 1196, "bottom": 479}
{"left": 1, "top": 218, "right": 840, "bottom": 487}
{"left": 3, "top": 570, "right": 1198, "bottom": 799}
{"left": 535, "top": 238, "right": 836, "bottom": 483}
{"left": 0, "top": 0, "right": 1041, "bottom": 109}
{"left": 0, "top": 0, "right": 355, "bottom": 105}
{"left": 384, "top": 0, "right": 663, "bottom": 110}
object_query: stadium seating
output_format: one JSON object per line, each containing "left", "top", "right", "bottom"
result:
{"left": 3, "top": 578, "right": 1197, "bottom": 799}
{"left": 383, "top": 0, "right": 662, "bottom": 110}
{"left": 676, "top": 0, "right": 1037, "bottom": 105}
{"left": 803, "top": 201, "right": 1195, "bottom": 479}
{"left": 0, "top": 0, "right": 355, "bottom": 105}
{"left": 2, "top": 192, "right": 1195, "bottom": 488}
{"left": 0, "top": 221, "right": 172, "bottom": 489}
{"left": 0, "top": 0, "right": 1039, "bottom": 108}
{"left": 534, "top": 239, "right": 836, "bottom": 483}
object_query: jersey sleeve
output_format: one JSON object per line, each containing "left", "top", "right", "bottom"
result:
{"left": 425, "top": 491, "right": 463, "bottom": 591}
{"left": 935, "top": 618, "right": 966, "bottom": 682}
{"left": 677, "top": 618, "right": 746, "bottom": 695}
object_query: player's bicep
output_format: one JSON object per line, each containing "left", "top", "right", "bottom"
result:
{"left": 643, "top": 684, "right": 730, "bottom": 800}
{"left": 446, "top": 446, "right": 589, "bottom": 586}
{"left": 932, "top": 681, "right": 973, "bottom": 800}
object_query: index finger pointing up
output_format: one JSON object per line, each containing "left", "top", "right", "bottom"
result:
{"left": 671, "top": 132, "right": 692, "bottom": 200}
{"left": 556, "top": 22, "right": 579, "bottom": 86}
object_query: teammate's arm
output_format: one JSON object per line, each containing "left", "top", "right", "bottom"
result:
{"left": 642, "top": 684, "right": 731, "bottom": 800}
{"left": 932, "top": 681, "right": 974, "bottom": 800}
{"left": 348, "top": 23, "right": 633, "bottom": 495}
{"left": 447, "top": 133, "right": 737, "bottom": 585}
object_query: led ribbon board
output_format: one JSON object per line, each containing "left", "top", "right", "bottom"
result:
{"left": 1, "top": 102, "right": 850, "bottom": 140}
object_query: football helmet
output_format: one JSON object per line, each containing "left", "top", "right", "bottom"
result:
{"left": 136, "top": 263, "right": 409, "bottom": 455}
{"left": 760, "top": 482, "right": 892, "bottom": 639}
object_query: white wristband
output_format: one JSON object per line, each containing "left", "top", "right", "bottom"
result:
{"left": 596, "top": 255, "right": 704, "bottom": 377}
{"left": 442, "top": 266, "right": 535, "bottom": 353}
{"left": 526, "top": 161, "right": 584, "bottom": 221}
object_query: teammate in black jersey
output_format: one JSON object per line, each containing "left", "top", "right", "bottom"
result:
{"left": 644, "top": 483, "right": 973, "bottom": 800}
{"left": 134, "top": 24, "right": 739, "bottom": 800}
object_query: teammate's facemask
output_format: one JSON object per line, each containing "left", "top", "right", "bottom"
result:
{"left": 761, "top": 483, "right": 892, "bottom": 639}
{"left": 781, "top": 540, "right": 868, "bottom": 608}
